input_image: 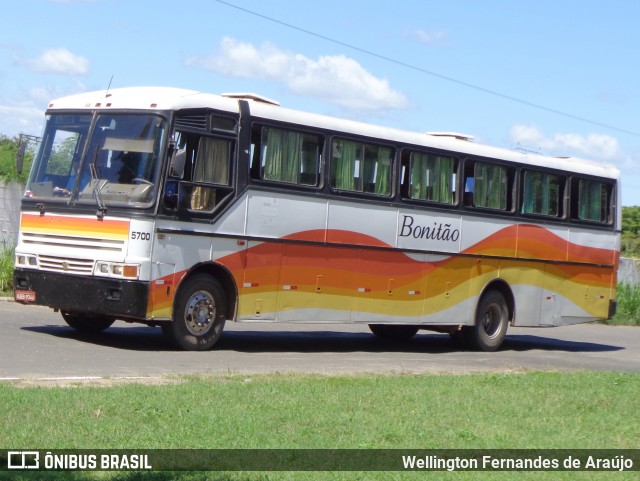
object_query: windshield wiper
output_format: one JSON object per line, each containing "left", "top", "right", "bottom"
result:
{"left": 90, "top": 161, "right": 108, "bottom": 219}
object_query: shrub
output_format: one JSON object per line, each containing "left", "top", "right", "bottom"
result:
{"left": 0, "top": 243, "right": 14, "bottom": 293}
{"left": 609, "top": 283, "right": 640, "bottom": 326}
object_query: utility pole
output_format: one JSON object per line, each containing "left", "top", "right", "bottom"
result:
{"left": 16, "top": 133, "right": 41, "bottom": 174}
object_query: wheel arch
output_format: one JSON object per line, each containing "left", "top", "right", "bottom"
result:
{"left": 176, "top": 262, "right": 238, "bottom": 321}
{"left": 478, "top": 279, "right": 515, "bottom": 325}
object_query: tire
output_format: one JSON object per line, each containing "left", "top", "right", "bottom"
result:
{"left": 165, "top": 274, "right": 227, "bottom": 351}
{"left": 464, "top": 290, "right": 509, "bottom": 352}
{"left": 61, "top": 311, "right": 115, "bottom": 333}
{"left": 369, "top": 324, "right": 419, "bottom": 340}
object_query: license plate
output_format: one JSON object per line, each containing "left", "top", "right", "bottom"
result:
{"left": 15, "top": 290, "right": 36, "bottom": 302}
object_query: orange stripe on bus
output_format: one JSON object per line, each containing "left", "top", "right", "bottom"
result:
{"left": 20, "top": 213, "right": 130, "bottom": 239}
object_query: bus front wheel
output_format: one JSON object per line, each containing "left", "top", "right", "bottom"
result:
{"left": 166, "top": 274, "right": 227, "bottom": 351}
{"left": 464, "top": 291, "right": 509, "bottom": 352}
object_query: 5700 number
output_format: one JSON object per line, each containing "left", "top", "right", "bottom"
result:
{"left": 131, "top": 231, "right": 151, "bottom": 241}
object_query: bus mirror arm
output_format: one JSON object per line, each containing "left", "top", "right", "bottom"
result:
{"left": 167, "top": 139, "right": 176, "bottom": 159}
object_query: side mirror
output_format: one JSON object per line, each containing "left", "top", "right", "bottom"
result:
{"left": 163, "top": 180, "right": 179, "bottom": 210}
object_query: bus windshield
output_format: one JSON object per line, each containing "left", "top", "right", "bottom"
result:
{"left": 26, "top": 113, "right": 166, "bottom": 208}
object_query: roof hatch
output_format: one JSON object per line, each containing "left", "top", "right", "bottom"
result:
{"left": 427, "top": 131, "right": 474, "bottom": 141}
{"left": 221, "top": 92, "right": 280, "bottom": 106}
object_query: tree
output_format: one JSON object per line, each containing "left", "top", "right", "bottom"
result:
{"left": 621, "top": 206, "right": 640, "bottom": 257}
{"left": 0, "top": 135, "right": 34, "bottom": 184}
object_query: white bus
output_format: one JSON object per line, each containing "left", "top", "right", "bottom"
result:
{"left": 14, "top": 87, "right": 620, "bottom": 351}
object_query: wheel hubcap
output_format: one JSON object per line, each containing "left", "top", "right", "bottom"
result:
{"left": 184, "top": 290, "right": 216, "bottom": 336}
{"left": 482, "top": 303, "right": 503, "bottom": 339}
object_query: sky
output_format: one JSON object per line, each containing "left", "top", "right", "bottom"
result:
{"left": 2, "top": 0, "right": 640, "bottom": 204}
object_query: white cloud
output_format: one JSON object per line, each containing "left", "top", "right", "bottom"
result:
{"left": 0, "top": 103, "right": 44, "bottom": 137}
{"left": 186, "top": 37, "right": 409, "bottom": 112}
{"left": 410, "top": 29, "right": 448, "bottom": 46}
{"left": 509, "top": 123, "right": 637, "bottom": 169}
{"left": 28, "top": 87, "right": 55, "bottom": 104}
{"left": 23, "top": 48, "right": 89, "bottom": 76}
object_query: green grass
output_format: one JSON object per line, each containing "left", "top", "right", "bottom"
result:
{"left": 0, "top": 243, "right": 14, "bottom": 294}
{"left": 0, "top": 372, "right": 638, "bottom": 480}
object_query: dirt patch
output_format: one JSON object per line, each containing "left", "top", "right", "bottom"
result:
{"left": 3, "top": 376, "right": 185, "bottom": 388}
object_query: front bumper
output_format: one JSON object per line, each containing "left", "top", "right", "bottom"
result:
{"left": 14, "top": 268, "right": 150, "bottom": 320}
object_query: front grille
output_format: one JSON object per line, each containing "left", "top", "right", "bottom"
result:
{"left": 38, "top": 255, "right": 95, "bottom": 274}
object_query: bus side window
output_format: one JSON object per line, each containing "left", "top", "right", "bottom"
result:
{"left": 404, "top": 150, "right": 456, "bottom": 204}
{"left": 250, "top": 124, "right": 322, "bottom": 186}
{"left": 522, "top": 170, "right": 564, "bottom": 217}
{"left": 189, "top": 137, "right": 232, "bottom": 211}
{"left": 571, "top": 177, "right": 612, "bottom": 224}
{"left": 464, "top": 160, "right": 513, "bottom": 211}
{"left": 331, "top": 138, "right": 393, "bottom": 196}
{"left": 169, "top": 130, "right": 233, "bottom": 212}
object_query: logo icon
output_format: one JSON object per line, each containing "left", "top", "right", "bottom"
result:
{"left": 7, "top": 451, "right": 40, "bottom": 469}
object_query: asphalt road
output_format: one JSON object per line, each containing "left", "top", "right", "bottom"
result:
{"left": 1, "top": 299, "right": 639, "bottom": 381}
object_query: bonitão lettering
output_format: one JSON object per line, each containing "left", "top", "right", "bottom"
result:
{"left": 399, "top": 215, "right": 460, "bottom": 242}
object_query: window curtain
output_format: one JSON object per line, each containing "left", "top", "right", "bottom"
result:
{"left": 190, "top": 137, "right": 230, "bottom": 211}
{"left": 373, "top": 147, "right": 392, "bottom": 195}
{"left": 410, "top": 152, "right": 428, "bottom": 200}
{"left": 410, "top": 153, "right": 453, "bottom": 203}
{"left": 579, "top": 180, "right": 604, "bottom": 221}
{"left": 475, "top": 163, "right": 506, "bottom": 209}
{"left": 545, "top": 176, "right": 559, "bottom": 215}
{"left": 522, "top": 172, "right": 538, "bottom": 214}
{"left": 193, "top": 137, "right": 230, "bottom": 184}
{"left": 263, "top": 128, "right": 301, "bottom": 183}
{"left": 432, "top": 156, "right": 453, "bottom": 203}
{"left": 362, "top": 145, "right": 385, "bottom": 194}
{"left": 333, "top": 140, "right": 358, "bottom": 190}
{"left": 300, "top": 135, "right": 319, "bottom": 185}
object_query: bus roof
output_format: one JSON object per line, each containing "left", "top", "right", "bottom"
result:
{"left": 46, "top": 86, "right": 619, "bottom": 181}
{"left": 46, "top": 86, "right": 238, "bottom": 112}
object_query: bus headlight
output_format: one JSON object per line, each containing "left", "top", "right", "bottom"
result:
{"left": 15, "top": 254, "right": 38, "bottom": 267}
{"left": 95, "top": 262, "right": 139, "bottom": 279}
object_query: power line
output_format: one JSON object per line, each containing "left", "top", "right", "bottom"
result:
{"left": 213, "top": 0, "right": 640, "bottom": 138}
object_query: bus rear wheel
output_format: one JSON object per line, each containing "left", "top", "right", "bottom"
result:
{"left": 61, "top": 311, "right": 115, "bottom": 333}
{"left": 369, "top": 324, "right": 419, "bottom": 340}
{"left": 464, "top": 290, "right": 509, "bottom": 352}
{"left": 165, "top": 274, "right": 227, "bottom": 351}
